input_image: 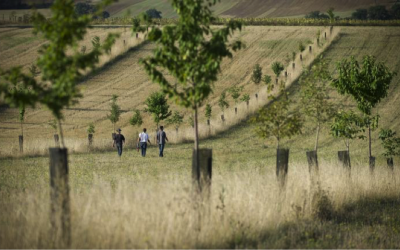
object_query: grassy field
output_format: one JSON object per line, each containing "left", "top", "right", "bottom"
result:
{"left": 1, "top": 122, "right": 400, "bottom": 248}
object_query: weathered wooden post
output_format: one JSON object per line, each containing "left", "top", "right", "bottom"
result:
{"left": 123, "top": 40, "right": 126, "bottom": 46}
{"left": 235, "top": 107, "right": 237, "bottom": 115}
{"left": 276, "top": 148, "right": 289, "bottom": 188}
{"left": 136, "top": 32, "right": 138, "bottom": 39}
{"left": 19, "top": 135, "right": 23, "bottom": 153}
{"left": 220, "top": 114, "right": 225, "bottom": 123}
{"left": 207, "top": 119, "right": 210, "bottom": 126}
{"left": 338, "top": 151, "right": 351, "bottom": 171}
{"left": 284, "top": 71, "right": 288, "bottom": 78}
{"left": 275, "top": 78, "right": 279, "bottom": 84}
{"left": 54, "top": 134, "right": 60, "bottom": 147}
{"left": 324, "top": 32, "right": 327, "bottom": 40}
{"left": 309, "top": 45, "right": 312, "bottom": 52}
{"left": 306, "top": 151, "right": 319, "bottom": 186}
{"left": 292, "top": 62, "right": 295, "bottom": 69}
{"left": 255, "top": 93, "right": 258, "bottom": 99}
{"left": 387, "top": 158, "right": 394, "bottom": 170}
{"left": 300, "top": 54, "right": 303, "bottom": 61}
{"left": 49, "top": 148, "right": 71, "bottom": 247}
{"left": 192, "top": 149, "right": 212, "bottom": 194}
{"left": 88, "top": 134, "right": 93, "bottom": 146}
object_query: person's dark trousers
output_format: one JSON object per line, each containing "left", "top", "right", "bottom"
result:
{"left": 117, "top": 144, "right": 123, "bottom": 157}
{"left": 159, "top": 143, "right": 165, "bottom": 157}
{"left": 140, "top": 142, "right": 147, "bottom": 157}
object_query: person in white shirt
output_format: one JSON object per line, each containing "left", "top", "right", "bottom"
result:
{"left": 137, "top": 128, "right": 151, "bottom": 157}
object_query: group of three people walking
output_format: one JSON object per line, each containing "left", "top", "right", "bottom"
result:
{"left": 112, "top": 126, "right": 169, "bottom": 157}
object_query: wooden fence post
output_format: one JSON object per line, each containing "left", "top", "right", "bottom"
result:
{"left": 49, "top": 148, "right": 71, "bottom": 247}
{"left": 292, "top": 62, "right": 295, "bottom": 69}
{"left": 276, "top": 148, "right": 289, "bottom": 188}
{"left": 235, "top": 107, "right": 237, "bottom": 115}
{"left": 192, "top": 149, "right": 212, "bottom": 194}
{"left": 19, "top": 135, "right": 23, "bottom": 153}
{"left": 54, "top": 134, "right": 60, "bottom": 147}
{"left": 338, "top": 151, "right": 351, "bottom": 171}
{"left": 387, "top": 158, "right": 394, "bottom": 170}
{"left": 207, "top": 119, "right": 210, "bottom": 126}
{"left": 309, "top": 45, "right": 312, "bottom": 52}
{"left": 255, "top": 93, "right": 258, "bottom": 99}
{"left": 324, "top": 32, "right": 327, "bottom": 39}
{"left": 300, "top": 54, "right": 303, "bottom": 61}
{"left": 284, "top": 71, "right": 287, "bottom": 77}
{"left": 275, "top": 78, "right": 278, "bottom": 84}
{"left": 220, "top": 114, "right": 225, "bottom": 123}
{"left": 369, "top": 156, "right": 376, "bottom": 172}
{"left": 136, "top": 33, "right": 138, "bottom": 39}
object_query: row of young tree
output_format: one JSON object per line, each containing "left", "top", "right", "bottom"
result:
{"left": 251, "top": 55, "right": 398, "bottom": 170}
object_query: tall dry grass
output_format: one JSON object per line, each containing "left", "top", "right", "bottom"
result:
{"left": 0, "top": 160, "right": 398, "bottom": 248}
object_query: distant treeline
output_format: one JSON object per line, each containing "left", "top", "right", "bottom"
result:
{"left": 306, "top": 4, "right": 400, "bottom": 21}
{"left": 0, "top": 0, "right": 53, "bottom": 9}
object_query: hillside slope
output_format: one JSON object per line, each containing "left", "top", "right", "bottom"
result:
{"left": 1, "top": 26, "right": 400, "bottom": 161}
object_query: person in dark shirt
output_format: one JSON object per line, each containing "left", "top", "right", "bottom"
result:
{"left": 113, "top": 128, "right": 125, "bottom": 157}
{"left": 156, "top": 126, "right": 168, "bottom": 157}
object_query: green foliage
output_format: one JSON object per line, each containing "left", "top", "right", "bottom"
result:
{"left": 107, "top": 95, "right": 121, "bottom": 131}
{"left": 298, "top": 42, "right": 306, "bottom": 53}
{"left": 391, "top": 4, "right": 400, "bottom": 20}
{"left": 352, "top": 9, "right": 368, "bottom": 20}
{"left": 332, "top": 55, "right": 396, "bottom": 115}
{"left": 28, "top": 64, "right": 40, "bottom": 77}
{"left": 74, "top": 2, "right": 96, "bottom": 16}
{"left": 300, "top": 59, "right": 336, "bottom": 126}
{"left": 379, "top": 129, "right": 400, "bottom": 158}
{"left": 241, "top": 93, "right": 250, "bottom": 104}
{"left": 327, "top": 7, "right": 335, "bottom": 22}
{"left": 271, "top": 61, "right": 284, "bottom": 78}
{"left": 368, "top": 5, "right": 390, "bottom": 20}
{"left": 218, "top": 91, "right": 229, "bottom": 113}
{"left": 129, "top": 109, "right": 143, "bottom": 127}
{"left": 330, "top": 110, "right": 367, "bottom": 150}
{"left": 132, "top": 0, "right": 242, "bottom": 110}
{"left": 87, "top": 123, "right": 95, "bottom": 134}
{"left": 205, "top": 103, "right": 212, "bottom": 120}
{"left": 228, "top": 86, "right": 243, "bottom": 104}
{"left": 144, "top": 91, "right": 172, "bottom": 127}
{"left": 146, "top": 8, "right": 162, "bottom": 19}
{"left": 263, "top": 75, "right": 272, "bottom": 85}
{"left": 251, "top": 84, "right": 302, "bottom": 149}
{"left": 0, "top": 0, "right": 118, "bottom": 122}
{"left": 251, "top": 64, "right": 263, "bottom": 84}
{"left": 19, "top": 106, "right": 25, "bottom": 122}
{"left": 92, "top": 36, "right": 101, "bottom": 50}
{"left": 167, "top": 111, "right": 184, "bottom": 130}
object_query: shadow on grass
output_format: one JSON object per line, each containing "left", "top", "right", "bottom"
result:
{"left": 199, "top": 196, "right": 400, "bottom": 249}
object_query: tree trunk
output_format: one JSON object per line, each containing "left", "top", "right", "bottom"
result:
{"left": 57, "top": 119, "right": 65, "bottom": 149}
{"left": 194, "top": 106, "right": 200, "bottom": 186}
{"left": 368, "top": 124, "right": 372, "bottom": 159}
{"left": 314, "top": 122, "right": 321, "bottom": 153}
